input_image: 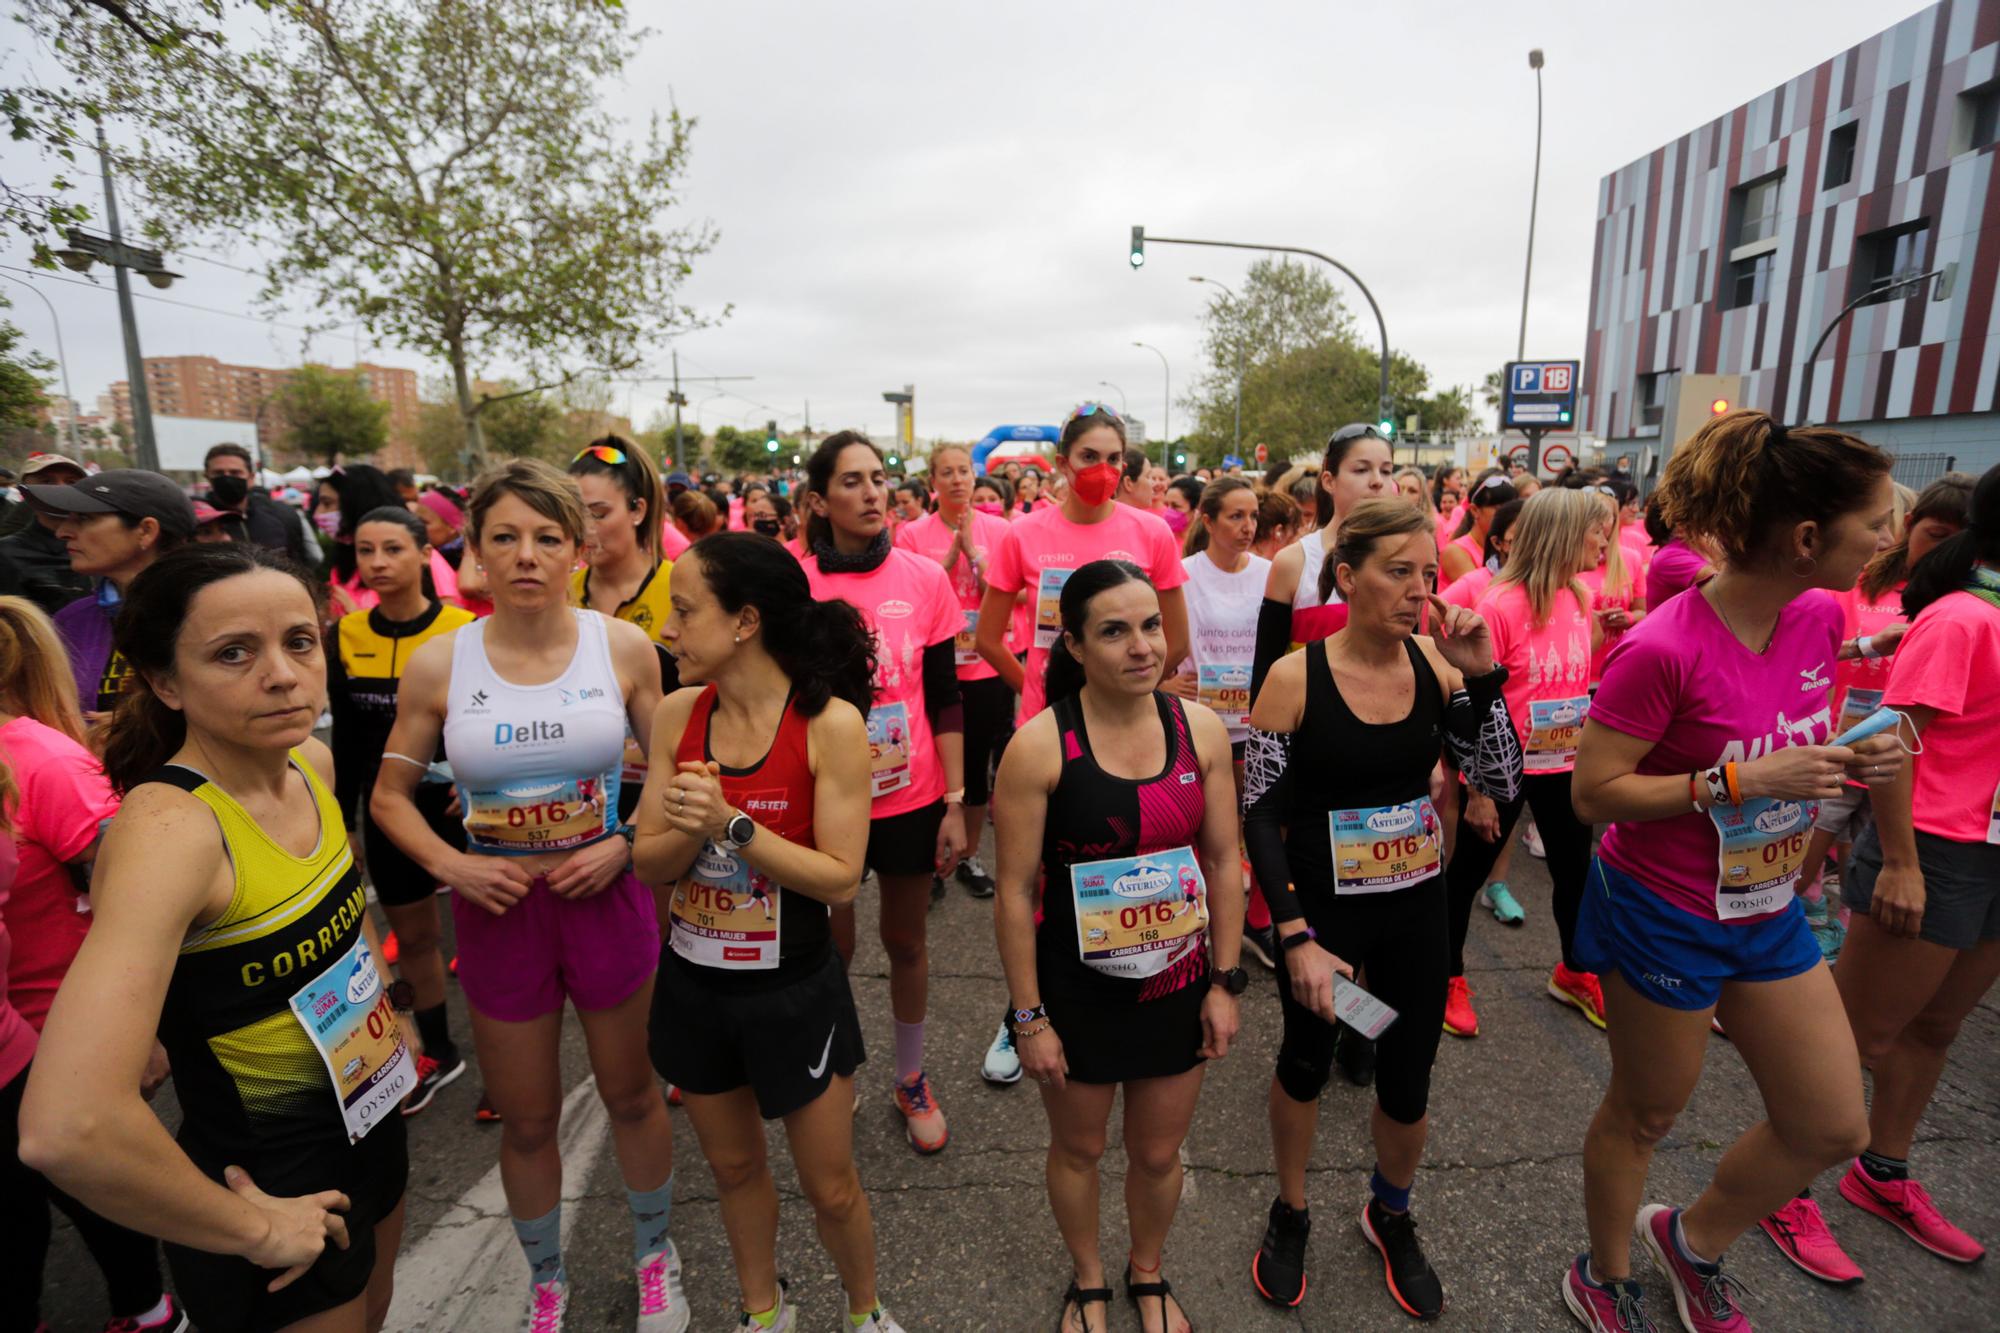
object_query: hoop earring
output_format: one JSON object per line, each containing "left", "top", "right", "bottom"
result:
{"left": 1792, "top": 555, "right": 1818, "bottom": 577}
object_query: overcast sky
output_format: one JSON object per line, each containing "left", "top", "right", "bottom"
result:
{"left": 0, "top": 0, "right": 1911, "bottom": 448}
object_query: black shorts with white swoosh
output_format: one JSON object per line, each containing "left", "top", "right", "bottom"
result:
{"left": 650, "top": 943, "right": 866, "bottom": 1120}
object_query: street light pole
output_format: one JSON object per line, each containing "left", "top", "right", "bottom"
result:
{"left": 1190, "top": 276, "right": 1242, "bottom": 458}
{"left": 1133, "top": 342, "right": 1169, "bottom": 445}
{"left": 1795, "top": 268, "right": 1945, "bottom": 425}
{"left": 1097, "top": 380, "right": 1127, "bottom": 414}
{"left": 0, "top": 275, "right": 81, "bottom": 453}
{"left": 98, "top": 125, "right": 160, "bottom": 471}
{"left": 1518, "top": 49, "right": 1545, "bottom": 362}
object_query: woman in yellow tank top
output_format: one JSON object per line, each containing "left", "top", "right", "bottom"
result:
{"left": 20, "top": 544, "right": 413, "bottom": 1333}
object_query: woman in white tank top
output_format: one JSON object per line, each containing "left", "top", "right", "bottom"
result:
{"left": 370, "top": 460, "right": 685, "bottom": 1332}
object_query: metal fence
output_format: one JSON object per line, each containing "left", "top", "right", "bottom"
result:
{"left": 1889, "top": 451, "right": 1958, "bottom": 490}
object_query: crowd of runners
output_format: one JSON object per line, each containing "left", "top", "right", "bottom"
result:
{"left": 0, "top": 406, "right": 1992, "bottom": 1333}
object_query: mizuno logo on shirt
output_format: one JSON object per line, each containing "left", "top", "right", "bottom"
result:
{"left": 1800, "top": 662, "right": 1829, "bottom": 691}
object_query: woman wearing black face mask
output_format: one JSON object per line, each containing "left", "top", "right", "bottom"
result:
{"left": 746, "top": 491, "right": 784, "bottom": 540}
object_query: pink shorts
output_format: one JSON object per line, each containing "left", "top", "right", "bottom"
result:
{"left": 451, "top": 868, "right": 660, "bottom": 1021}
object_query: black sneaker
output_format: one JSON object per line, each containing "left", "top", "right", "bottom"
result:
{"left": 1334, "top": 1020, "right": 1376, "bottom": 1087}
{"left": 401, "top": 1051, "right": 467, "bottom": 1117}
{"left": 1251, "top": 1196, "right": 1311, "bottom": 1307}
{"left": 955, "top": 857, "right": 996, "bottom": 899}
{"left": 1242, "top": 923, "right": 1278, "bottom": 970}
{"left": 1361, "top": 1197, "right": 1444, "bottom": 1320}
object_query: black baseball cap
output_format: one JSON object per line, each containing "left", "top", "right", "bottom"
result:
{"left": 23, "top": 469, "right": 198, "bottom": 540}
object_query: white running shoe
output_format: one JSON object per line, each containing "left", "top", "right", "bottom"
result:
{"left": 523, "top": 1279, "right": 569, "bottom": 1333}
{"left": 980, "top": 1019, "right": 1021, "bottom": 1084}
{"left": 1522, "top": 819, "right": 1545, "bottom": 859}
{"left": 635, "top": 1242, "right": 690, "bottom": 1333}
{"left": 736, "top": 1279, "right": 795, "bottom": 1330}
{"left": 849, "top": 1307, "right": 908, "bottom": 1331}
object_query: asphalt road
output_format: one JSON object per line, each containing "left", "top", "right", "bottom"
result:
{"left": 35, "top": 826, "right": 2000, "bottom": 1332}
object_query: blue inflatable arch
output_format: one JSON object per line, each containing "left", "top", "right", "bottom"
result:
{"left": 970, "top": 424, "right": 1061, "bottom": 476}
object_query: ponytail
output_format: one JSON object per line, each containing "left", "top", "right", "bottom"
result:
{"left": 1903, "top": 463, "right": 2000, "bottom": 619}
{"left": 1043, "top": 559, "right": 1151, "bottom": 707}
{"left": 689, "top": 532, "right": 876, "bottom": 716}
{"left": 0, "top": 596, "right": 86, "bottom": 745}
{"left": 100, "top": 688, "right": 188, "bottom": 797}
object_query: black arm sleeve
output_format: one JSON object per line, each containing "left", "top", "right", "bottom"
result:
{"left": 325, "top": 647, "right": 362, "bottom": 826}
{"left": 1442, "top": 669, "right": 1524, "bottom": 802}
{"left": 1241, "top": 727, "right": 1306, "bottom": 926}
{"left": 921, "top": 638, "right": 963, "bottom": 735}
{"left": 1250, "top": 597, "right": 1294, "bottom": 706}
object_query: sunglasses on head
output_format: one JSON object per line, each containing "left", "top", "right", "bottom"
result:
{"left": 1477, "top": 473, "right": 1511, "bottom": 493}
{"left": 1327, "top": 423, "right": 1388, "bottom": 447}
{"left": 1065, "top": 402, "right": 1121, "bottom": 424}
{"left": 573, "top": 445, "right": 629, "bottom": 466}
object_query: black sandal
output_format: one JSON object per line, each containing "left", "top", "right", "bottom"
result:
{"left": 1124, "top": 1262, "right": 1195, "bottom": 1333}
{"left": 1057, "top": 1278, "right": 1112, "bottom": 1333}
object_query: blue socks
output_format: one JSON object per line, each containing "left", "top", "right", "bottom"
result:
{"left": 628, "top": 1176, "right": 675, "bottom": 1264}
{"left": 1369, "top": 1166, "right": 1412, "bottom": 1214}
{"left": 512, "top": 1204, "right": 565, "bottom": 1286}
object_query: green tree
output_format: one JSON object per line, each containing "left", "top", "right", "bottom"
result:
{"left": 13, "top": 0, "right": 715, "bottom": 465}
{"left": 0, "top": 297, "right": 54, "bottom": 434}
{"left": 709, "top": 424, "right": 778, "bottom": 476}
{"left": 272, "top": 365, "right": 389, "bottom": 466}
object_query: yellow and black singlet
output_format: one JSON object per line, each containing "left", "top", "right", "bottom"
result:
{"left": 152, "top": 755, "right": 412, "bottom": 1154}
{"left": 568, "top": 561, "right": 680, "bottom": 691}
{"left": 327, "top": 600, "right": 474, "bottom": 818}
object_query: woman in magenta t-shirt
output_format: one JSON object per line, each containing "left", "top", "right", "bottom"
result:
{"left": 979, "top": 406, "right": 1188, "bottom": 727}
{"left": 1437, "top": 470, "right": 1518, "bottom": 590}
{"left": 802, "top": 433, "right": 969, "bottom": 1156}
{"left": 1559, "top": 412, "right": 1905, "bottom": 1329}
{"left": 1829, "top": 463, "right": 2000, "bottom": 1272}
{"left": 1442, "top": 489, "right": 1608, "bottom": 1040}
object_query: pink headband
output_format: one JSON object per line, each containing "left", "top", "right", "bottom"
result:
{"left": 417, "top": 489, "right": 464, "bottom": 529}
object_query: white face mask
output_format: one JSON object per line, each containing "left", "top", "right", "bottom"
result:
{"left": 315, "top": 510, "right": 342, "bottom": 537}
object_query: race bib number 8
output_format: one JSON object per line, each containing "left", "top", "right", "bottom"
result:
{"left": 1035, "top": 567, "right": 1074, "bottom": 649}
{"left": 1330, "top": 797, "right": 1443, "bottom": 894}
{"left": 462, "top": 773, "right": 618, "bottom": 855}
{"left": 287, "top": 937, "right": 412, "bottom": 1143}
{"left": 1710, "top": 797, "right": 1814, "bottom": 919}
{"left": 1070, "top": 847, "right": 1207, "bottom": 980}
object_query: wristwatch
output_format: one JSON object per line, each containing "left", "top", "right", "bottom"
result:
{"left": 385, "top": 978, "right": 417, "bottom": 1012}
{"left": 721, "top": 812, "right": 756, "bottom": 851}
{"left": 1208, "top": 965, "right": 1249, "bottom": 996}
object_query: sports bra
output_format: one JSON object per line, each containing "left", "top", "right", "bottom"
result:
{"left": 442, "top": 610, "right": 628, "bottom": 856}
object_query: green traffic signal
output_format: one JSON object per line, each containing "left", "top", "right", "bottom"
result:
{"left": 1129, "top": 225, "right": 1145, "bottom": 269}
{"left": 1377, "top": 417, "right": 1396, "bottom": 440}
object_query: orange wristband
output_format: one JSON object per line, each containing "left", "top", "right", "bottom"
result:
{"left": 1724, "top": 761, "right": 1743, "bottom": 806}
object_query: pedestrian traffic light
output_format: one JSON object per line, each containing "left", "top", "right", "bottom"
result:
{"left": 1377, "top": 415, "right": 1396, "bottom": 440}
{"left": 766, "top": 420, "right": 779, "bottom": 452}
{"left": 1129, "top": 225, "right": 1145, "bottom": 269}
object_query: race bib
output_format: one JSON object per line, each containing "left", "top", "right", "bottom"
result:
{"left": 1197, "top": 662, "right": 1252, "bottom": 728}
{"left": 1070, "top": 846, "right": 1207, "bottom": 980}
{"left": 461, "top": 772, "right": 619, "bottom": 855}
{"left": 954, "top": 608, "right": 981, "bottom": 669}
{"left": 1525, "top": 695, "right": 1591, "bottom": 771}
{"left": 668, "top": 841, "right": 781, "bottom": 970}
{"left": 866, "top": 702, "right": 913, "bottom": 799}
{"left": 1034, "top": 567, "right": 1074, "bottom": 649}
{"left": 1329, "top": 797, "right": 1443, "bottom": 894}
{"left": 1837, "top": 687, "right": 1884, "bottom": 737}
{"left": 286, "top": 937, "right": 413, "bottom": 1143}
{"left": 1710, "top": 797, "right": 1814, "bottom": 919}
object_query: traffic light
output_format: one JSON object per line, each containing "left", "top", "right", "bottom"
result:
{"left": 1173, "top": 451, "right": 1187, "bottom": 467}
{"left": 1377, "top": 414, "right": 1396, "bottom": 440}
{"left": 765, "top": 420, "right": 779, "bottom": 453}
{"left": 1709, "top": 398, "right": 1731, "bottom": 416}
{"left": 1129, "top": 225, "right": 1146, "bottom": 269}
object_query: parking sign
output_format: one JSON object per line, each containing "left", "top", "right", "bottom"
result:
{"left": 1502, "top": 360, "right": 1580, "bottom": 430}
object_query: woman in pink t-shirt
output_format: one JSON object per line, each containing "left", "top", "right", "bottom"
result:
{"left": 1828, "top": 463, "right": 2000, "bottom": 1272}
{"left": 895, "top": 444, "right": 1017, "bottom": 903}
{"left": 1560, "top": 412, "right": 1904, "bottom": 1328}
{"left": 802, "top": 433, "right": 968, "bottom": 1156}
{"left": 1441, "top": 490, "right": 1607, "bottom": 1040}
{"left": 1575, "top": 488, "right": 1645, "bottom": 689}
{"left": 1438, "top": 470, "right": 1518, "bottom": 589}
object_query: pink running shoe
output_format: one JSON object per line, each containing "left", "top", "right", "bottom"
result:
{"left": 1561, "top": 1255, "right": 1659, "bottom": 1331}
{"left": 1838, "top": 1160, "right": 1987, "bottom": 1263}
{"left": 893, "top": 1071, "right": 949, "bottom": 1155}
{"left": 1635, "top": 1204, "right": 1753, "bottom": 1331}
{"left": 1758, "top": 1196, "right": 1863, "bottom": 1285}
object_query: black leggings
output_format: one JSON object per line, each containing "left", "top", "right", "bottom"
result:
{"left": 1274, "top": 879, "right": 1449, "bottom": 1125}
{"left": 1444, "top": 770, "right": 1593, "bottom": 974}
{"left": 2, "top": 1064, "right": 166, "bottom": 1333}
{"left": 961, "top": 675, "right": 1016, "bottom": 808}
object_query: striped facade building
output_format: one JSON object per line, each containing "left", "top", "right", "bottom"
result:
{"left": 1581, "top": 0, "right": 2000, "bottom": 477}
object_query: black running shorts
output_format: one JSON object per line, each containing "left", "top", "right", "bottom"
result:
{"left": 362, "top": 782, "right": 464, "bottom": 908}
{"left": 864, "top": 799, "right": 945, "bottom": 879}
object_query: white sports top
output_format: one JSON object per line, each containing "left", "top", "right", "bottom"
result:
{"left": 1291, "top": 531, "right": 1345, "bottom": 611}
{"left": 442, "top": 610, "right": 628, "bottom": 856}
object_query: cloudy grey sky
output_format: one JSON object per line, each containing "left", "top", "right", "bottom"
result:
{"left": 1, "top": 0, "right": 1910, "bottom": 447}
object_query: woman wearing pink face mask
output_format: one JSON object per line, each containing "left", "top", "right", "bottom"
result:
{"left": 980, "top": 405, "right": 1188, "bottom": 728}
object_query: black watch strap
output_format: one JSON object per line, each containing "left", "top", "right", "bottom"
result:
{"left": 1280, "top": 926, "right": 1318, "bottom": 953}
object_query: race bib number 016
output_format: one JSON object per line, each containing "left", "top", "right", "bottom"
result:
{"left": 1710, "top": 797, "right": 1814, "bottom": 919}
{"left": 462, "top": 773, "right": 618, "bottom": 855}
{"left": 1525, "top": 695, "right": 1591, "bottom": 771}
{"left": 287, "top": 937, "right": 412, "bottom": 1143}
{"left": 669, "top": 841, "right": 781, "bottom": 970}
{"left": 1329, "top": 797, "right": 1443, "bottom": 894}
{"left": 1197, "top": 663, "right": 1252, "bottom": 728}
{"left": 1070, "top": 847, "right": 1207, "bottom": 980}
{"left": 1035, "top": 567, "right": 1074, "bottom": 649}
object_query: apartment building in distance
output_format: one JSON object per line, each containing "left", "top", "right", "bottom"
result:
{"left": 106, "top": 355, "right": 423, "bottom": 471}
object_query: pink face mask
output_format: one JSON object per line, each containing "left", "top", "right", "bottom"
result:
{"left": 973, "top": 501, "right": 1005, "bottom": 516}
{"left": 1162, "top": 507, "right": 1190, "bottom": 534}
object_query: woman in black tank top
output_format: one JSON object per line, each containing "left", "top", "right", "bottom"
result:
{"left": 991, "top": 560, "right": 1246, "bottom": 1333}
{"left": 1240, "top": 501, "right": 1521, "bottom": 1321}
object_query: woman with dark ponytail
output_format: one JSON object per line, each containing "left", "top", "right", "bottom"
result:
{"left": 23, "top": 543, "right": 415, "bottom": 1333}
{"left": 1821, "top": 461, "right": 2000, "bottom": 1277}
{"left": 635, "top": 532, "right": 913, "bottom": 1332}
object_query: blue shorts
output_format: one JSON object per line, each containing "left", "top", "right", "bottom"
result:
{"left": 1575, "top": 857, "right": 1822, "bottom": 1010}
